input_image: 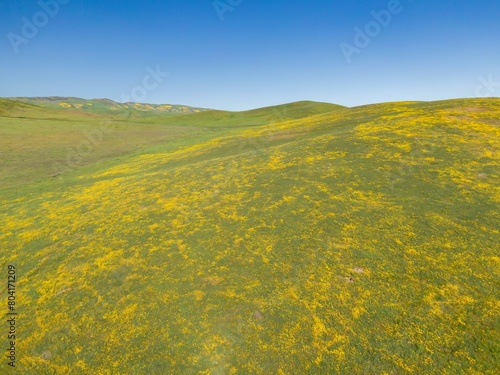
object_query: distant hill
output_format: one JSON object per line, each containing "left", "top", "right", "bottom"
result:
{"left": 2, "top": 97, "right": 347, "bottom": 128}
{"left": 7, "top": 96, "right": 210, "bottom": 118}
{"left": 144, "top": 100, "right": 347, "bottom": 128}
{"left": 0, "top": 98, "right": 49, "bottom": 116}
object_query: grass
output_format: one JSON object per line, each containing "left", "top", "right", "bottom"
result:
{"left": 0, "top": 99, "right": 345, "bottom": 190}
{"left": 0, "top": 97, "right": 499, "bottom": 374}
{"left": 8, "top": 97, "right": 209, "bottom": 118}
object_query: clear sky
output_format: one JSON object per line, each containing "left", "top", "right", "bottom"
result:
{"left": 1, "top": 0, "right": 499, "bottom": 110}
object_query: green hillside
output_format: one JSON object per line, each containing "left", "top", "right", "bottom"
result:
{"left": 0, "top": 99, "right": 344, "bottom": 190}
{"left": 0, "top": 98, "right": 499, "bottom": 374}
{"left": 0, "top": 98, "right": 80, "bottom": 119}
{"left": 9, "top": 97, "right": 209, "bottom": 118}
{"left": 141, "top": 101, "right": 345, "bottom": 128}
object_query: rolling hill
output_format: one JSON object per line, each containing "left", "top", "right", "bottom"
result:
{"left": 0, "top": 98, "right": 499, "bottom": 374}
{"left": 0, "top": 99, "right": 345, "bottom": 190}
{"left": 8, "top": 97, "right": 209, "bottom": 118}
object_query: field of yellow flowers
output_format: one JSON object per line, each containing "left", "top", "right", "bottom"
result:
{"left": 1, "top": 98, "right": 499, "bottom": 374}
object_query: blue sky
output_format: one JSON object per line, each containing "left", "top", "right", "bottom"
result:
{"left": 1, "top": 0, "right": 499, "bottom": 110}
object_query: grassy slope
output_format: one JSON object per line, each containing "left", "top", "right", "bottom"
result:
{"left": 0, "top": 99, "right": 344, "bottom": 190}
{"left": 0, "top": 98, "right": 499, "bottom": 374}
{"left": 141, "top": 101, "right": 346, "bottom": 128}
